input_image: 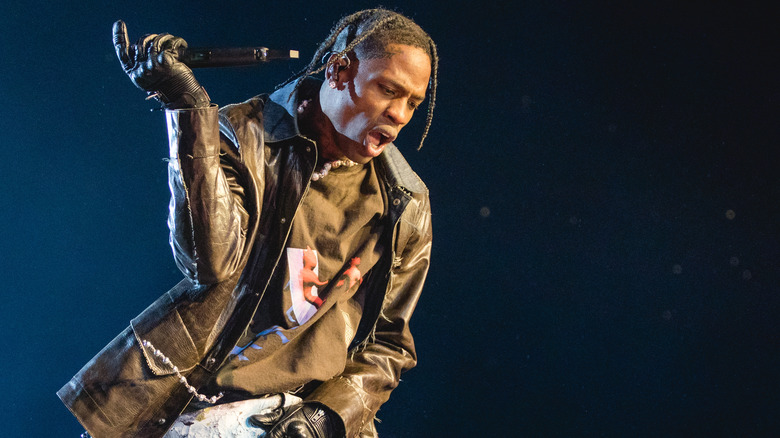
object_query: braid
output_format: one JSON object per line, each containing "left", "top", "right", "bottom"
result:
{"left": 419, "top": 38, "right": 438, "bottom": 150}
{"left": 280, "top": 8, "right": 439, "bottom": 150}
{"left": 333, "top": 14, "right": 398, "bottom": 61}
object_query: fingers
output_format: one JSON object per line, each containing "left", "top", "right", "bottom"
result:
{"left": 136, "top": 33, "right": 158, "bottom": 52}
{"left": 112, "top": 21, "right": 189, "bottom": 77}
{"left": 133, "top": 33, "right": 157, "bottom": 67}
{"left": 112, "top": 20, "right": 130, "bottom": 68}
{"left": 169, "top": 36, "right": 188, "bottom": 51}
{"left": 149, "top": 33, "right": 175, "bottom": 59}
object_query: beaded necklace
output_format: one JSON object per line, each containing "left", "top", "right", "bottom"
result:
{"left": 297, "top": 98, "right": 360, "bottom": 181}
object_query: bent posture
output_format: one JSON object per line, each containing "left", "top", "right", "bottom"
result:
{"left": 58, "top": 8, "right": 437, "bottom": 438}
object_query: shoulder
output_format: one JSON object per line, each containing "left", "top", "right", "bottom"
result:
{"left": 217, "top": 96, "right": 269, "bottom": 147}
{"left": 378, "top": 145, "right": 429, "bottom": 198}
{"left": 378, "top": 146, "right": 432, "bottom": 240}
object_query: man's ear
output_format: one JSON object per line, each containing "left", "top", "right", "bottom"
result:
{"left": 325, "top": 53, "right": 352, "bottom": 88}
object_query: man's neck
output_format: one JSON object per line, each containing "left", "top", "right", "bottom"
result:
{"left": 298, "top": 94, "right": 346, "bottom": 162}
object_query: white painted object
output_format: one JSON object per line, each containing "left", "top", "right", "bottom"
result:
{"left": 164, "top": 393, "right": 303, "bottom": 438}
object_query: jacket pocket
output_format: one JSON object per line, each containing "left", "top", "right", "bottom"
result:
{"left": 130, "top": 291, "right": 199, "bottom": 376}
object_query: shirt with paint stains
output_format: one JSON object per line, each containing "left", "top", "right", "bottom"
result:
{"left": 209, "top": 159, "right": 385, "bottom": 396}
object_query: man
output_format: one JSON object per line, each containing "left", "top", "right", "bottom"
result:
{"left": 58, "top": 8, "right": 437, "bottom": 438}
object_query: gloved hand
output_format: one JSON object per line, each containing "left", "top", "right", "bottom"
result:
{"left": 249, "top": 401, "right": 344, "bottom": 438}
{"left": 112, "top": 20, "right": 210, "bottom": 109}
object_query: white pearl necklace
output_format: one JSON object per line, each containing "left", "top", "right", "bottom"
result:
{"left": 311, "top": 158, "right": 360, "bottom": 181}
{"left": 296, "top": 99, "right": 361, "bottom": 181}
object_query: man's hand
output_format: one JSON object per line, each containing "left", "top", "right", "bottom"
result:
{"left": 112, "top": 20, "right": 210, "bottom": 108}
{"left": 249, "top": 402, "right": 344, "bottom": 438}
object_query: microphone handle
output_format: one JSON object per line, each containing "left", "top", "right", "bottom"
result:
{"left": 179, "top": 47, "right": 299, "bottom": 68}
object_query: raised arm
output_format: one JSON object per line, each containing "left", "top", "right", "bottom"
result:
{"left": 113, "top": 21, "right": 251, "bottom": 284}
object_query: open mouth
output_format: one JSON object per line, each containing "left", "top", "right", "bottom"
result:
{"left": 367, "top": 129, "right": 395, "bottom": 149}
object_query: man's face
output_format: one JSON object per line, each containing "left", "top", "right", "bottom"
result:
{"left": 322, "top": 44, "right": 432, "bottom": 163}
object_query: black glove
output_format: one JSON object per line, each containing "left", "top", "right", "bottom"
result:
{"left": 112, "top": 20, "right": 210, "bottom": 109}
{"left": 249, "top": 401, "right": 345, "bottom": 438}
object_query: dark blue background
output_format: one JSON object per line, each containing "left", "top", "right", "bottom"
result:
{"left": 1, "top": 1, "right": 777, "bottom": 436}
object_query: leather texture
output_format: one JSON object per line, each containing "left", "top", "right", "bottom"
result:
{"left": 113, "top": 20, "right": 210, "bottom": 108}
{"left": 58, "top": 78, "right": 432, "bottom": 438}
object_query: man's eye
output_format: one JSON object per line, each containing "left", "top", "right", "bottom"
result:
{"left": 408, "top": 101, "right": 419, "bottom": 110}
{"left": 381, "top": 86, "right": 395, "bottom": 96}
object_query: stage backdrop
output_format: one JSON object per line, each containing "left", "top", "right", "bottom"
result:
{"left": 0, "top": 1, "right": 777, "bottom": 436}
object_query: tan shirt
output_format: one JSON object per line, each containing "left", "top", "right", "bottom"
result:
{"left": 212, "top": 160, "right": 385, "bottom": 395}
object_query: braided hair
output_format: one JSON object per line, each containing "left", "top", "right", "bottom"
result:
{"left": 282, "top": 8, "right": 439, "bottom": 150}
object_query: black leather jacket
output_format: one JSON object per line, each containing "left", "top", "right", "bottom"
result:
{"left": 58, "top": 79, "right": 432, "bottom": 438}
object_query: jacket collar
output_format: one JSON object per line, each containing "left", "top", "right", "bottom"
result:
{"left": 264, "top": 77, "right": 428, "bottom": 195}
{"left": 262, "top": 78, "right": 312, "bottom": 144}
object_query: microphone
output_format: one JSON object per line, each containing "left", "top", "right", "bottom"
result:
{"left": 179, "top": 47, "right": 300, "bottom": 68}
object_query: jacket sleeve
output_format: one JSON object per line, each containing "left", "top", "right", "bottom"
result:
{"left": 307, "top": 195, "right": 433, "bottom": 438}
{"left": 165, "top": 106, "right": 252, "bottom": 285}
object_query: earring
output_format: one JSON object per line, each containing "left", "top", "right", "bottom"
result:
{"left": 297, "top": 99, "right": 311, "bottom": 114}
{"left": 328, "top": 80, "right": 337, "bottom": 89}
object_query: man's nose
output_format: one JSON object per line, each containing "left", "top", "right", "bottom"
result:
{"left": 385, "top": 100, "right": 411, "bottom": 126}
